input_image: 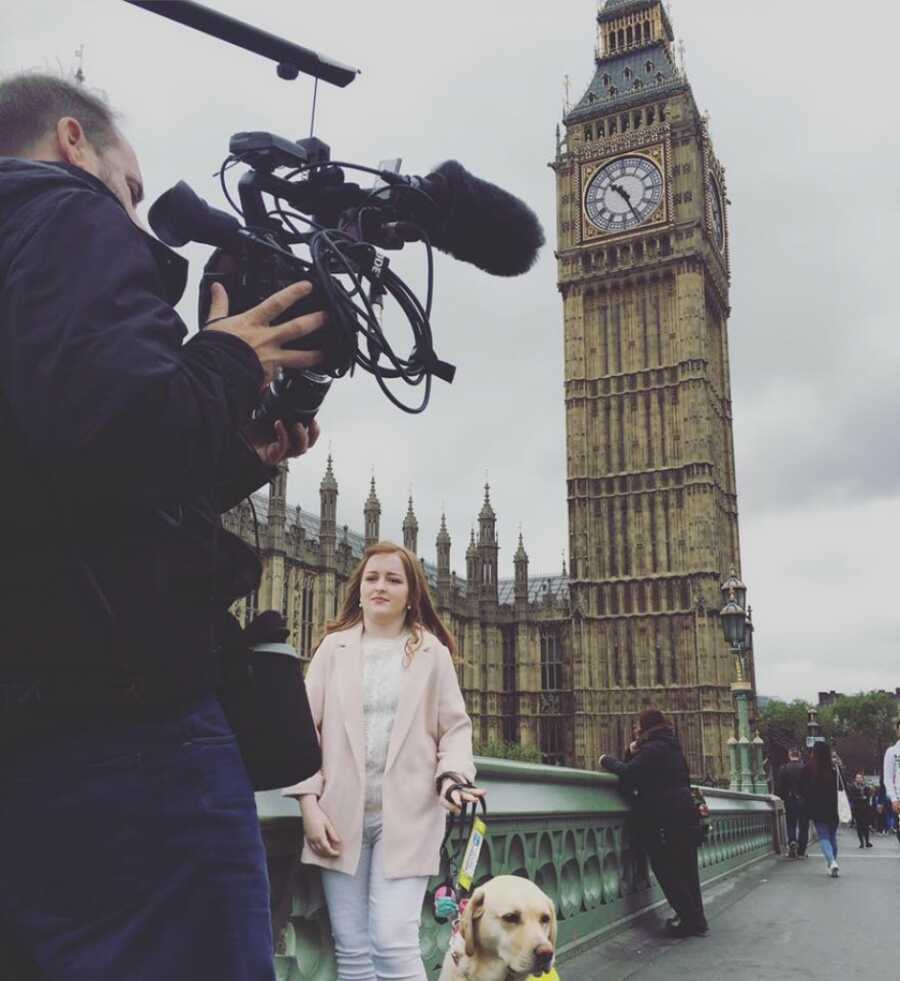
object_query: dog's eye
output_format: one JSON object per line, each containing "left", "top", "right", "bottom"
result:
{"left": 502, "top": 913, "right": 521, "bottom": 924}
{"left": 541, "top": 914, "right": 551, "bottom": 924}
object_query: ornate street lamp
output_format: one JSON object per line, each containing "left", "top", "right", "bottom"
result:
{"left": 719, "top": 569, "right": 766, "bottom": 794}
{"left": 720, "top": 592, "right": 746, "bottom": 649}
{"left": 720, "top": 569, "right": 747, "bottom": 615}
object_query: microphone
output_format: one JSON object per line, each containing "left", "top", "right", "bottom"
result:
{"left": 401, "top": 161, "right": 545, "bottom": 277}
{"left": 123, "top": 0, "right": 359, "bottom": 87}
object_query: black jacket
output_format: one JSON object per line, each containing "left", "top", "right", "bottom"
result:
{"left": 847, "top": 782, "right": 871, "bottom": 820}
{"left": 800, "top": 762, "right": 839, "bottom": 825}
{"left": 0, "top": 158, "right": 274, "bottom": 707}
{"left": 776, "top": 760, "right": 806, "bottom": 804}
{"left": 601, "top": 726, "right": 698, "bottom": 840}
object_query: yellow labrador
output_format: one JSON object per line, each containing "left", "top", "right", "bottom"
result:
{"left": 439, "top": 875, "right": 557, "bottom": 981}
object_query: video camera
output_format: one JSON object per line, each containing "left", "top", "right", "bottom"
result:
{"left": 130, "top": 0, "right": 545, "bottom": 426}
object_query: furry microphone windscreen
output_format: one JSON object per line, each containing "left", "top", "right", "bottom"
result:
{"left": 428, "top": 160, "right": 545, "bottom": 277}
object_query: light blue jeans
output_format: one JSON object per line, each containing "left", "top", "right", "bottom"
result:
{"left": 320, "top": 813, "right": 431, "bottom": 981}
{"left": 814, "top": 821, "right": 839, "bottom": 866}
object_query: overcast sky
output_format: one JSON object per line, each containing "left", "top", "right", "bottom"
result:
{"left": 4, "top": 1, "right": 899, "bottom": 702}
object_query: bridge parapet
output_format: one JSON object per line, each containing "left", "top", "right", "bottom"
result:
{"left": 261, "top": 759, "right": 782, "bottom": 980}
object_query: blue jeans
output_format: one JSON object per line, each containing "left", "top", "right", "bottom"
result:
{"left": 0, "top": 693, "right": 275, "bottom": 981}
{"left": 814, "top": 821, "right": 839, "bottom": 866}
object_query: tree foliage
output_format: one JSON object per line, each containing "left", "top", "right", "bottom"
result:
{"left": 819, "top": 691, "right": 898, "bottom": 748}
{"left": 759, "top": 699, "right": 811, "bottom": 754}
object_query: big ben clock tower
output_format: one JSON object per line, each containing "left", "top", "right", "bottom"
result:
{"left": 553, "top": 0, "right": 748, "bottom": 783}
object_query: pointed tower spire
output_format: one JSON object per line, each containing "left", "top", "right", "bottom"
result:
{"left": 515, "top": 531, "right": 529, "bottom": 563}
{"left": 436, "top": 511, "right": 452, "bottom": 602}
{"left": 320, "top": 453, "right": 338, "bottom": 493}
{"left": 319, "top": 454, "right": 338, "bottom": 567}
{"left": 514, "top": 530, "right": 529, "bottom": 604}
{"left": 477, "top": 484, "right": 499, "bottom": 604}
{"left": 402, "top": 495, "right": 419, "bottom": 555}
{"left": 478, "top": 483, "right": 496, "bottom": 543}
{"left": 364, "top": 475, "right": 381, "bottom": 548}
{"left": 267, "top": 460, "right": 288, "bottom": 550}
{"left": 465, "top": 526, "right": 479, "bottom": 590}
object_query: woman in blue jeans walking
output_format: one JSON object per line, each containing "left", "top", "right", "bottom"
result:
{"left": 801, "top": 742, "right": 841, "bottom": 877}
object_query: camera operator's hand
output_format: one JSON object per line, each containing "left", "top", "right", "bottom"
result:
{"left": 205, "top": 281, "right": 326, "bottom": 386}
{"left": 245, "top": 417, "right": 320, "bottom": 467}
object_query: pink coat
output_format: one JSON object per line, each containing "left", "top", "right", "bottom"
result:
{"left": 282, "top": 623, "right": 476, "bottom": 879}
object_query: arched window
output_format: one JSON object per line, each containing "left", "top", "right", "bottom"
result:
{"left": 626, "top": 26, "right": 634, "bottom": 45}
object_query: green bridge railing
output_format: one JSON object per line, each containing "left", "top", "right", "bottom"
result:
{"left": 260, "top": 759, "right": 785, "bottom": 980}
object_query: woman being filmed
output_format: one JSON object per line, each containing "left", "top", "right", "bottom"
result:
{"left": 284, "top": 542, "right": 484, "bottom": 981}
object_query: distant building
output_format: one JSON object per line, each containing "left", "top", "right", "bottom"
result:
{"left": 818, "top": 689, "right": 900, "bottom": 708}
{"left": 224, "top": 459, "right": 572, "bottom": 766}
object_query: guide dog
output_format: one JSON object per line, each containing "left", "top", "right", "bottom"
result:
{"left": 438, "top": 875, "right": 557, "bottom": 981}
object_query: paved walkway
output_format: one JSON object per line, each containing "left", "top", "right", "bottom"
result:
{"left": 562, "top": 828, "right": 898, "bottom": 981}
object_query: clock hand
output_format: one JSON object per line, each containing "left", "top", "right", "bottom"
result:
{"left": 610, "top": 182, "right": 631, "bottom": 203}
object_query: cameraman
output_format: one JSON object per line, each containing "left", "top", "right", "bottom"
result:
{"left": 0, "top": 73, "right": 323, "bottom": 980}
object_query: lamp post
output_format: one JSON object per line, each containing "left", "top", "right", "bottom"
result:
{"left": 806, "top": 705, "right": 824, "bottom": 748}
{"left": 719, "top": 570, "right": 766, "bottom": 793}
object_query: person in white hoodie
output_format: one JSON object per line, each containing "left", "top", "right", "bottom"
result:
{"left": 883, "top": 720, "right": 900, "bottom": 834}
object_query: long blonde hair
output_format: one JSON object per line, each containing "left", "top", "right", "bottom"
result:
{"left": 326, "top": 541, "right": 457, "bottom": 660}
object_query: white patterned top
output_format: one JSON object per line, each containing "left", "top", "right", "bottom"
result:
{"left": 362, "top": 631, "right": 408, "bottom": 813}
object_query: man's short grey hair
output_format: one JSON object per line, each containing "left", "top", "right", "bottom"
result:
{"left": 0, "top": 71, "right": 119, "bottom": 157}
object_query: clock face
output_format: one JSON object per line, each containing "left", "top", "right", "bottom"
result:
{"left": 584, "top": 155, "right": 664, "bottom": 233}
{"left": 707, "top": 175, "right": 725, "bottom": 251}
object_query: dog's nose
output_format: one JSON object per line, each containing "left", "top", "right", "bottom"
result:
{"left": 533, "top": 944, "right": 554, "bottom": 972}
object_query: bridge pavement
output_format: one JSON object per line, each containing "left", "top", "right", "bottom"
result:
{"left": 561, "top": 827, "right": 898, "bottom": 981}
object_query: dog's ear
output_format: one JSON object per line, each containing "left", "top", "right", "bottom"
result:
{"left": 547, "top": 900, "right": 558, "bottom": 950}
{"left": 461, "top": 887, "right": 486, "bottom": 958}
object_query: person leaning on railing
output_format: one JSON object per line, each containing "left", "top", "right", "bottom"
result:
{"left": 600, "top": 708, "right": 709, "bottom": 938}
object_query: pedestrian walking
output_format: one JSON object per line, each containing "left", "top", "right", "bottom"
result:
{"left": 776, "top": 748, "right": 809, "bottom": 858}
{"left": 877, "top": 782, "right": 896, "bottom": 835}
{"left": 283, "top": 542, "right": 485, "bottom": 981}
{"left": 883, "top": 719, "right": 900, "bottom": 839}
{"left": 801, "top": 741, "right": 841, "bottom": 877}
{"left": 600, "top": 709, "right": 708, "bottom": 937}
{"left": 847, "top": 773, "right": 873, "bottom": 848}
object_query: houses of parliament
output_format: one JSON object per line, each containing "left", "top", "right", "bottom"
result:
{"left": 227, "top": 0, "right": 753, "bottom": 785}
